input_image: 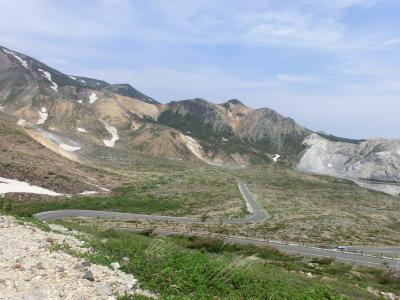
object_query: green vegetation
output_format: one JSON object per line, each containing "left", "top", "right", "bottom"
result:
{"left": 238, "top": 165, "right": 400, "bottom": 245}
{"left": 158, "top": 107, "right": 229, "bottom": 140}
{"left": 0, "top": 169, "right": 246, "bottom": 219}
{"left": 44, "top": 221, "right": 400, "bottom": 299}
{"left": 55, "top": 223, "right": 344, "bottom": 299}
{"left": 158, "top": 106, "right": 308, "bottom": 160}
{"left": 0, "top": 186, "right": 183, "bottom": 217}
{"left": 316, "top": 132, "right": 364, "bottom": 144}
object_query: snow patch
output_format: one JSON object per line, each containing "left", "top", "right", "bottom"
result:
{"left": 0, "top": 177, "right": 63, "bottom": 196}
{"left": 80, "top": 79, "right": 86, "bottom": 84}
{"left": 59, "top": 143, "right": 81, "bottom": 152}
{"left": 37, "top": 107, "right": 48, "bottom": 125}
{"left": 0, "top": 106, "right": 4, "bottom": 112}
{"left": 89, "top": 92, "right": 98, "bottom": 104}
{"left": 80, "top": 191, "right": 98, "bottom": 195}
{"left": 103, "top": 123, "right": 119, "bottom": 147}
{"left": 38, "top": 68, "right": 58, "bottom": 92}
{"left": 77, "top": 100, "right": 83, "bottom": 104}
{"left": 85, "top": 176, "right": 98, "bottom": 182}
{"left": 77, "top": 127, "right": 88, "bottom": 133}
{"left": 68, "top": 75, "right": 76, "bottom": 80}
{"left": 222, "top": 137, "right": 229, "bottom": 142}
{"left": 17, "top": 119, "right": 26, "bottom": 127}
{"left": 328, "top": 163, "right": 333, "bottom": 168}
{"left": 3, "top": 49, "right": 28, "bottom": 69}
{"left": 272, "top": 154, "right": 280, "bottom": 162}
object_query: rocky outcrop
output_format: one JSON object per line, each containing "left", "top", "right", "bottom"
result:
{"left": 297, "top": 133, "right": 400, "bottom": 195}
{"left": 0, "top": 215, "right": 155, "bottom": 299}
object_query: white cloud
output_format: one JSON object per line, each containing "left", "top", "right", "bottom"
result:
{"left": 1, "top": 0, "right": 399, "bottom": 139}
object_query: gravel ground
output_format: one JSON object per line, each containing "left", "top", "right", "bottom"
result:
{"left": 0, "top": 215, "right": 155, "bottom": 300}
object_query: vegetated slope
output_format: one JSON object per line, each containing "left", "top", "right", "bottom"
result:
{"left": 48, "top": 220, "right": 400, "bottom": 300}
{"left": 1, "top": 45, "right": 400, "bottom": 195}
{"left": 0, "top": 45, "right": 311, "bottom": 169}
{"left": 238, "top": 164, "right": 400, "bottom": 245}
{"left": 159, "top": 98, "right": 309, "bottom": 162}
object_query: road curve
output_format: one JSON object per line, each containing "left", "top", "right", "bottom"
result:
{"left": 34, "top": 179, "right": 270, "bottom": 225}
{"left": 33, "top": 179, "right": 400, "bottom": 269}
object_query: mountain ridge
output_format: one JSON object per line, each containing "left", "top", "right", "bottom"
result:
{"left": 1, "top": 45, "right": 399, "bottom": 195}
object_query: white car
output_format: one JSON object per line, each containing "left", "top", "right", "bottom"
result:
{"left": 333, "top": 246, "right": 347, "bottom": 251}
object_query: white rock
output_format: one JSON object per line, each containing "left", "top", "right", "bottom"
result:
{"left": 17, "top": 119, "right": 27, "bottom": 127}
{"left": 96, "top": 283, "right": 113, "bottom": 296}
{"left": 0, "top": 215, "right": 154, "bottom": 299}
{"left": 110, "top": 262, "right": 120, "bottom": 271}
{"left": 77, "top": 127, "right": 88, "bottom": 133}
{"left": 36, "top": 107, "right": 48, "bottom": 125}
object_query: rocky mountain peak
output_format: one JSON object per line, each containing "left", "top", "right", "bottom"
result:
{"left": 225, "top": 99, "right": 246, "bottom": 106}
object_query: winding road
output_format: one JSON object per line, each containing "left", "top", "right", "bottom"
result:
{"left": 34, "top": 179, "right": 270, "bottom": 224}
{"left": 34, "top": 178, "right": 400, "bottom": 269}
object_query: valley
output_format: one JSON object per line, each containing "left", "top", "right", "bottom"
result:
{"left": 1, "top": 45, "right": 400, "bottom": 299}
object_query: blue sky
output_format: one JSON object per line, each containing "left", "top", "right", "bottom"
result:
{"left": 1, "top": 0, "right": 400, "bottom": 138}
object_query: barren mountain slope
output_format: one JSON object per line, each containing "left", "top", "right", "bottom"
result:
{"left": 1, "top": 45, "right": 400, "bottom": 195}
{"left": 298, "top": 133, "right": 400, "bottom": 195}
{"left": 0, "top": 114, "right": 121, "bottom": 195}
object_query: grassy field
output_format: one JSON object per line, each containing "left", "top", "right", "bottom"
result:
{"left": 236, "top": 164, "right": 400, "bottom": 246}
{"left": 42, "top": 220, "right": 400, "bottom": 299}
{"left": 2, "top": 166, "right": 246, "bottom": 219}
{"left": 3, "top": 159, "right": 400, "bottom": 246}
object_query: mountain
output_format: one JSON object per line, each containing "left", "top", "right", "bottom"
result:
{"left": 297, "top": 133, "right": 400, "bottom": 195}
{"left": 0, "top": 45, "right": 399, "bottom": 195}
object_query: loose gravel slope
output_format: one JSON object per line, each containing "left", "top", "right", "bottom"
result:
{"left": 0, "top": 215, "right": 154, "bottom": 300}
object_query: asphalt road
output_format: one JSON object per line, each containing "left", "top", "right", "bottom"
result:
{"left": 117, "top": 228, "right": 400, "bottom": 269}
{"left": 34, "top": 179, "right": 270, "bottom": 225}
{"left": 345, "top": 246, "right": 400, "bottom": 258}
{"left": 225, "top": 236, "right": 400, "bottom": 269}
{"left": 34, "top": 179, "right": 400, "bottom": 269}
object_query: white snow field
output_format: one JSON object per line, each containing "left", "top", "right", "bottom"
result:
{"left": 103, "top": 123, "right": 119, "bottom": 147}
{"left": 3, "top": 48, "right": 29, "bottom": 69}
{"left": 38, "top": 68, "right": 58, "bottom": 92}
{"left": 89, "top": 92, "right": 98, "bottom": 104}
{"left": 0, "top": 177, "right": 63, "bottom": 196}
{"left": 59, "top": 143, "right": 81, "bottom": 152}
